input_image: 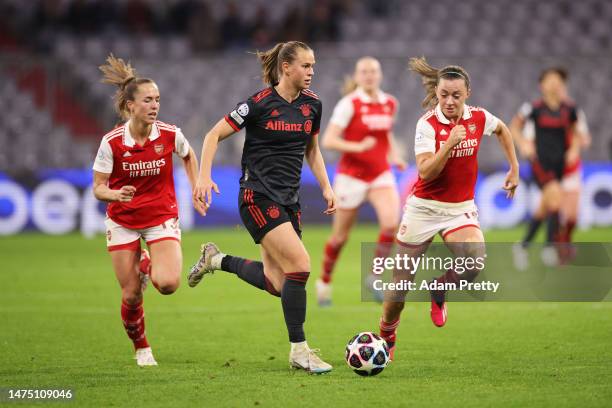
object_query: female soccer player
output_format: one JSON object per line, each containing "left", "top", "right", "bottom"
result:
{"left": 377, "top": 57, "right": 519, "bottom": 360}
{"left": 316, "top": 57, "right": 406, "bottom": 306}
{"left": 510, "top": 67, "right": 583, "bottom": 266}
{"left": 93, "top": 55, "right": 204, "bottom": 366}
{"left": 189, "top": 41, "right": 336, "bottom": 374}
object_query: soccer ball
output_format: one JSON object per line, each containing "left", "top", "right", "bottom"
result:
{"left": 345, "top": 332, "right": 390, "bottom": 376}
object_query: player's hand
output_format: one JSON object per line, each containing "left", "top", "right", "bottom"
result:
{"left": 358, "top": 136, "right": 377, "bottom": 152}
{"left": 192, "top": 195, "right": 208, "bottom": 216}
{"left": 193, "top": 177, "right": 220, "bottom": 216}
{"left": 322, "top": 186, "right": 337, "bottom": 215}
{"left": 115, "top": 185, "right": 136, "bottom": 202}
{"left": 447, "top": 125, "right": 466, "bottom": 147}
{"left": 502, "top": 168, "right": 519, "bottom": 199}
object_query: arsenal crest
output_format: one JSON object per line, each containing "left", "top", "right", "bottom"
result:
{"left": 154, "top": 144, "right": 164, "bottom": 155}
{"left": 299, "top": 104, "right": 311, "bottom": 117}
{"left": 468, "top": 123, "right": 477, "bottom": 134}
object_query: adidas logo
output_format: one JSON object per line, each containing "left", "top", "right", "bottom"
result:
{"left": 123, "top": 151, "right": 132, "bottom": 157}
{"left": 440, "top": 129, "right": 448, "bottom": 135}
{"left": 270, "top": 109, "right": 280, "bottom": 117}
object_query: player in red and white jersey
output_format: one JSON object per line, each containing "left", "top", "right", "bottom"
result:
{"left": 377, "top": 58, "right": 519, "bottom": 360}
{"left": 93, "top": 55, "right": 203, "bottom": 366}
{"left": 316, "top": 57, "right": 406, "bottom": 306}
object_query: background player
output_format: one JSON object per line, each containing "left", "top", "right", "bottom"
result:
{"left": 316, "top": 57, "right": 405, "bottom": 306}
{"left": 93, "top": 55, "right": 203, "bottom": 366}
{"left": 189, "top": 41, "right": 336, "bottom": 374}
{"left": 378, "top": 57, "right": 519, "bottom": 360}
{"left": 510, "top": 67, "right": 582, "bottom": 266}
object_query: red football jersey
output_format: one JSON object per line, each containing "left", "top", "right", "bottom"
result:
{"left": 331, "top": 89, "right": 398, "bottom": 181}
{"left": 412, "top": 104, "right": 499, "bottom": 203}
{"left": 93, "top": 120, "right": 190, "bottom": 229}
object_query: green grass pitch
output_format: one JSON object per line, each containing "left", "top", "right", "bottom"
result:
{"left": 1, "top": 225, "right": 611, "bottom": 407}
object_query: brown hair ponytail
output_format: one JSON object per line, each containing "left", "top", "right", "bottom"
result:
{"left": 99, "top": 54, "right": 154, "bottom": 120}
{"left": 408, "top": 57, "right": 470, "bottom": 109}
{"left": 256, "top": 41, "right": 312, "bottom": 86}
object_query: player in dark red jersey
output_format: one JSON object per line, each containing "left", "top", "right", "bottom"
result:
{"left": 93, "top": 55, "right": 204, "bottom": 366}
{"left": 316, "top": 57, "right": 406, "bottom": 306}
{"left": 377, "top": 57, "right": 519, "bottom": 360}
{"left": 189, "top": 41, "right": 336, "bottom": 374}
{"left": 510, "top": 67, "right": 586, "bottom": 268}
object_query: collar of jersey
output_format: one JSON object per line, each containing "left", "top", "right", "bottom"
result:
{"left": 123, "top": 119, "right": 160, "bottom": 147}
{"left": 435, "top": 104, "right": 472, "bottom": 124}
{"left": 355, "top": 87, "right": 388, "bottom": 104}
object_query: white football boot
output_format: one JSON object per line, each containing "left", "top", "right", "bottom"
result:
{"left": 135, "top": 347, "right": 157, "bottom": 367}
{"left": 188, "top": 242, "right": 224, "bottom": 287}
{"left": 289, "top": 342, "right": 332, "bottom": 374}
{"left": 315, "top": 279, "right": 332, "bottom": 307}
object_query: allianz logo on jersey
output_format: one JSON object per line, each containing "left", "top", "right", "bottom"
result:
{"left": 122, "top": 158, "right": 166, "bottom": 177}
{"left": 440, "top": 138, "right": 478, "bottom": 158}
{"left": 361, "top": 114, "right": 393, "bottom": 130}
{"left": 265, "top": 120, "right": 312, "bottom": 134}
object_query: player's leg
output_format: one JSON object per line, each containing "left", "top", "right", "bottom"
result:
{"left": 367, "top": 175, "right": 401, "bottom": 259}
{"left": 430, "top": 213, "right": 485, "bottom": 328}
{"left": 378, "top": 198, "right": 436, "bottom": 360}
{"left": 317, "top": 208, "right": 358, "bottom": 305}
{"left": 147, "top": 239, "right": 181, "bottom": 295}
{"left": 105, "top": 217, "right": 156, "bottom": 366}
{"left": 380, "top": 241, "right": 430, "bottom": 360}
{"left": 261, "top": 222, "right": 332, "bottom": 373}
{"left": 317, "top": 173, "right": 366, "bottom": 304}
{"left": 540, "top": 180, "right": 563, "bottom": 265}
{"left": 110, "top": 247, "right": 156, "bottom": 366}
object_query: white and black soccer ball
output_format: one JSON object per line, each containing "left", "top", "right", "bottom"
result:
{"left": 345, "top": 332, "right": 390, "bottom": 376}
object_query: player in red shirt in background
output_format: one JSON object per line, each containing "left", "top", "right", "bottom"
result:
{"left": 316, "top": 57, "right": 406, "bottom": 306}
{"left": 93, "top": 55, "right": 204, "bottom": 366}
{"left": 378, "top": 57, "right": 519, "bottom": 360}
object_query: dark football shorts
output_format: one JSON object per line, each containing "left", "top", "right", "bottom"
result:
{"left": 238, "top": 188, "right": 302, "bottom": 244}
{"left": 531, "top": 159, "right": 564, "bottom": 188}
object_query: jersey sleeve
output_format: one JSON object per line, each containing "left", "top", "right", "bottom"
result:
{"left": 482, "top": 108, "right": 500, "bottom": 136}
{"left": 92, "top": 138, "right": 113, "bottom": 173}
{"left": 569, "top": 105, "right": 578, "bottom": 124}
{"left": 414, "top": 118, "right": 436, "bottom": 155}
{"left": 329, "top": 96, "right": 353, "bottom": 129}
{"left": 313, "top": 100, "right": 323, "bottom": 136}
{"left": 225, "top": 98, "right": 256, "bottom": 132}
{"left": 174, "top": 127, "right": 191, "bottom": 158}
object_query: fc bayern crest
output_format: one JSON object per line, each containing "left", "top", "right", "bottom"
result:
{"left": 304, "top": 120, "right": 313, "bottom": 134}
{"left": 468, "top": 123, "right": 477, "bottom": 134}
{"left": 266, "top": 206, "right": 280, "bottom": 219}
{"left": 299, "top": 104, "right": 311, "bottom": 117}
{"left": 154, "top": 144, "right": 164, "bottom": 155}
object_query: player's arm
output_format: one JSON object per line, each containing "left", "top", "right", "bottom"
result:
{"left": 415, "top": 125, "right": 465, "bottom": 181}
{"left": 306, "top": 132, "right": 336, "bottom": 215}
{"left": 509, "top": 106, "right": 535, "bottom": 160}
{"left": 194, "top": 119, "right": 236, "bottom": 213}
{"left": 565, "top": 123, "right": 582, "bottom": 167}
{"left": 92, "top": 171, "right": 135, "bottom": 203}
{"left": 387, "top": 131, "right": 407, "bottom": 170}
{"left": 180, "top": 146, "right": 207, "bottom": 216}
{"left": 321, "top": 123, "right": 375, "bottom": 153}
{"left": 493, "top": 120, "right": 520, "bottom": 198}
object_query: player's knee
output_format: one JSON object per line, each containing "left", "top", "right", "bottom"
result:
{"left": 122, "top": 291, "right": 142, "bottom": 305}
{"left": 331, "top": 233, "right": 349, "bottom": 247}
{"left": 380, "top": 225, "right": 397, "bottom": 237}
{"left": 155, "top": 277, "right": 180, "bottom": 295}
{"left": 286, "top": 252, "right": 310, "bottom": 274}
